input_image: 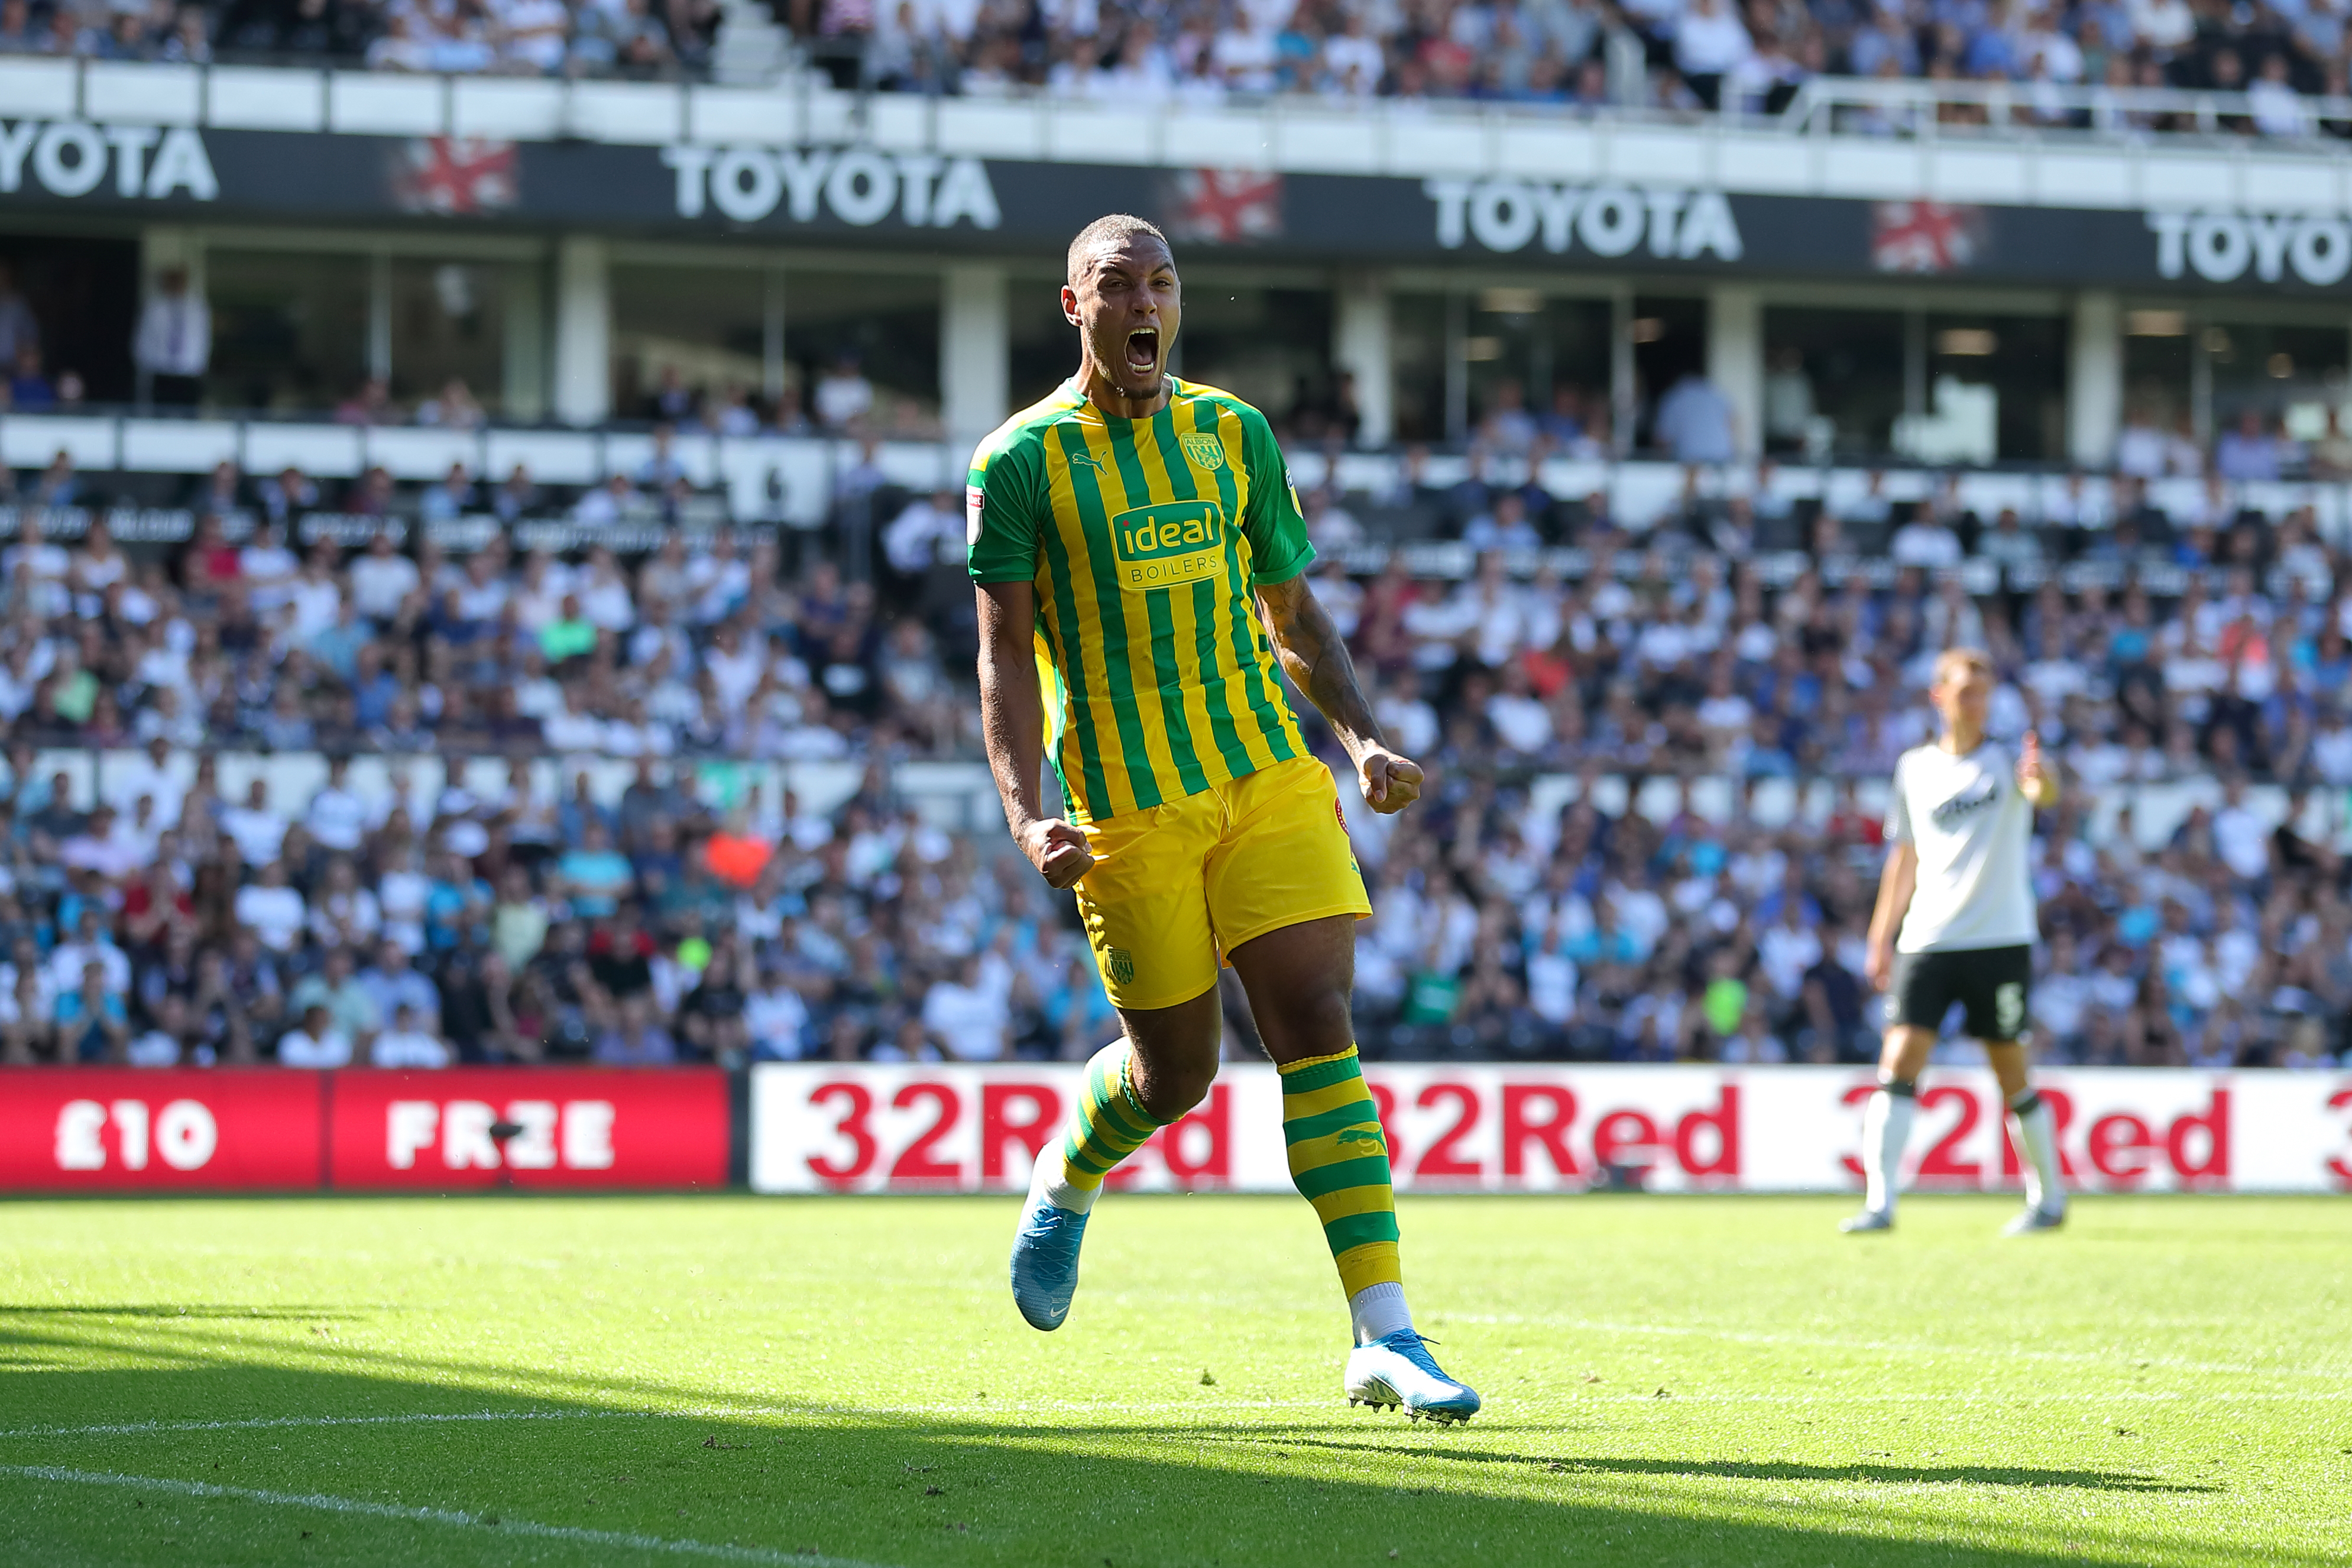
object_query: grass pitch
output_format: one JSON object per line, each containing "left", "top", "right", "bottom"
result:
{"left": 0, "top": 1194, "right": 2345, "bottom": 1568}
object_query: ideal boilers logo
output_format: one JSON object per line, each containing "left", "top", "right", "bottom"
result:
{"left": 1423, "top": 178, "right": 1742, "bottom": 260}
{"left": 0, "top": 119, "right": 218, "bottom": 201}
{"left": 2147, "top": 208, "right": 2352, "bottom": 286}
{"left": 661, "top": 143, "right": 999, "bottom": 230}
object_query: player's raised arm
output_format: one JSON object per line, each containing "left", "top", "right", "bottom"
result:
{"left": 2016, "top": 729, "right": 2059, "bottom": 809}
{"left": 1254, "top": 573, "right": 1423, "bottom": 815}
{"left": 975, "top": 579, "right": 1093, "bottom": 890}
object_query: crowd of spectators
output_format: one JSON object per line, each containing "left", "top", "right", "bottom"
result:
{"left": 851, "top": 0, "right": 2352, "bottom": 126}
{"left": 0, "top": 0, "right": 722, "bottom": 79}
{"left": 2, "top": 435, "right": 2352, "bottom": 1074}
{"left": 4, "top": 0, "right": 2347, "bottom": 130}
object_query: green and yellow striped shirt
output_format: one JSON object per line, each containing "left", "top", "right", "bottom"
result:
{"left": 967, "top": 377, "right": 1314, "bottom": 824}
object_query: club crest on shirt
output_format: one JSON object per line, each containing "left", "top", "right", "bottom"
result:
{"left": 1107, "top": 948, "right": 1135, "bottom": 985}
{"left": 1180, "top": 432, "right": 1225, "bottom": 469}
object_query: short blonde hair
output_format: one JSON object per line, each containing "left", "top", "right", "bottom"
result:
{"left": 1932, "top": 647, "right": 1993, "bottom": 687}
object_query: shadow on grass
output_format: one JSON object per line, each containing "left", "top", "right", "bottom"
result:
{"left": 0, "top": 1304, "right": 368, "bottom": 1321}
{"left": 0, "top": 1310, "right": 2285, "bottom": 1568}
{"left": 1211, "top": 1435, "right": 2213, "bottom": 1492}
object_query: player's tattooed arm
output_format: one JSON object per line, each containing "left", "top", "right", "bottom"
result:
{"left": 976, "top": 581, "right": 1094, "bottom": 889}
{"left": 1255, "top": 574, "right": 1424, "bottom": 815}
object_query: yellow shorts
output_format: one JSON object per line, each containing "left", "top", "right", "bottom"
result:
{"left": 1073, "top": 755, "right": 1372, "bottom": 1013}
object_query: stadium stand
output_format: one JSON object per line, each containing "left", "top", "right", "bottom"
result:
{"left": 0, "top": 413, "right": 2347, "bottom": 1074}
{"left": 15, "top": 0, "right": 2352, "bottom": 129}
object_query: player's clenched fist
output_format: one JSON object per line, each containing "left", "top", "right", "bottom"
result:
{"left": 1019, "top": 817, "right": 1096, "bottom": 889}
{"left": 1358, "top": 749, "right": 1424, "bottom": 815}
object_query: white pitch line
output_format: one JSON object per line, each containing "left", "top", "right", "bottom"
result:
{"left": 0, "top": 1465, "right": 902, "bottom": 1568}
{"left": 0, "top": 1409, "right": 637, "bottom": 1442}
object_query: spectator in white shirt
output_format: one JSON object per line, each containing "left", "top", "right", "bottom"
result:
{"left": 371, "top": 1003, "right": 452, "bottom": 1068}
{"left": 574, "top": 474, "right": 635, "bottom": 527}
{"left": 2248, "top": 54, "right": 2309, "bottom": 137}
{"left": 1485, "top": 662, "right": 1554, "bottom": 756}
{"left": 882, "top": 491, "right": 965, "bottom": 573}
{"left": 1890, "top": 511, "right": 1964, "bottom": 568}
{"left": 921, "top": 954, "right": 1011, "bottom": 1061}
{"left": 222, "top": 778, "right": 288, "bottom": 865}
{"left": 278, "top": 1003, "right": 355, "bottom": 1068}
{"left": 747, "top": 967, "right": 811, "bottom": 1059}
{"left": 105, "top": 736, "right": 186, "bottom": 827}
{"left": 235, "top": 860, "right": 310, "bottom": 955}
{"left": 132, "top": 266, "right": 209, "bottom": 409}
{"left": 1671, "top": 0, "right": 1751, "bottom": 106}
{"left": 350, "top": 532, "right": 422, "bottom": 623}
{"left": 305, "top": 756, "right": 369, "bottom": 853}
{"left": 815, "top": 353, "right": 876, "bottom": 430}
{"left": 127, "top": 994, "right": 195, "bottom": 1068}
{"left": 49, "top": 909, "right": 132, "bottom": 996}
{"left": 2212, "top": 780, "right": 2273, "bottom": 882}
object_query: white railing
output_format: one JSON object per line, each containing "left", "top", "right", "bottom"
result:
{"left": 1778, "top": 74, "right": 2352, "bottom": 142}
{"left": 7, "top": 409, "right": 2352, "bottom": 539}
{"left": 31, "top": 744, "right": 2328, "bottom": 854}
{"left": 4, "top": 55, "right": 2350, "bottom": 176}
{"left": 0, "top": 412, "right": 960, "bottom": 530}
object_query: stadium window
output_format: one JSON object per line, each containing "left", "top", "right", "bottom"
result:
{"left": 1389, "top": 291, "right": 1450, "bottom": 443}
{"left": 1164, "top": 279, "right": 1336, "bottom": 442}
{"left": 1006, "top": 269, "right": 1077, "bottom": 412}
{"left": 1466, "top": 293, "right": 1612, "bottom": 456}
{"left": 1763, "top": 305, "right": 1906, "bottom": 459}
{"left": 1629, "top": 296, "right": 1705, "bottom": 455}
{"left": 779, "top": 267, "right": 943, "bottom": 439}
{"left": 610, "top": 263, "right": 769, "bottom": 427}
{"left": 2198, "top": 320, "right": 2348, "bottom": 435}
{"left": 387, "top": 259, "right": 512, "bottom": 419}
{"left": 0, "top": 236, "right": 138, "bottom": 406}
{"left": 1925, "top": 312, "right": 2067, "bottom": 461}
{"left": 206, "top": 249, "right": 372, "bottom": 415}
{"left": 2121, "top": 304, "right": 2194, "bottom": 443}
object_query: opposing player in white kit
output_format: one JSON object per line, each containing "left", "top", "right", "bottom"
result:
{"left": 1846, "top": 648, "right": 2068, "bottom": 1236}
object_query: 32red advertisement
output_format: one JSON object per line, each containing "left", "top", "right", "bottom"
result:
{"left": 748, "top": 1064, "right": 2352, "bottom": 1196}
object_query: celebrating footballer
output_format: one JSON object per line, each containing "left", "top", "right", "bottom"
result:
{"left": 967, "top": 215, "right": 1479, "bottom": 1423}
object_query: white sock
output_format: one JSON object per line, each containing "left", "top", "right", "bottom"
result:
{"left": 1349, "top": 1282, "right": 1413, "bottom": 1345}
{"left": 1029, "top": 1141, "right": 1099, "bottom": 1216}
{"left": 2010, "top": 1091, "right": 2065, "bottom": 1216}
{"left": 1861, "top": 1087, "right": 1916, "bottom": 1217}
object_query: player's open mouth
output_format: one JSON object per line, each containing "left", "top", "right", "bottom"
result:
{"left": 1125, "top": 329, "right": 1159, "bottom": 371}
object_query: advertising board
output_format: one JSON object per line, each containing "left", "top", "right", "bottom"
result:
{"left": 748, "top": 1064, "right": 2352, "bottom": 1196}
{"left": 0, "top": 1070, "right": 730, "bottom": 1192}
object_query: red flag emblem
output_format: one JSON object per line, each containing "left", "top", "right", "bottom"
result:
{"left": 1870, "top": 202, "right": 1982, "bottom": 274}
{"left": 1165, "top": 169, "right": 1284, "bottom": 245}
{"left": 391, "top": 137, "right": 520, "bottom": 216}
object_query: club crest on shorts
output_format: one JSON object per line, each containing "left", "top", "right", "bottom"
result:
{"left": 1107, "top": 948, "right": 1135, "bottom": 986}
{"left": 1180, "top": 432, "right": 1225, "bottom": 469}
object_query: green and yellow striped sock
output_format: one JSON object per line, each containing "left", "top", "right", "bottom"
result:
{"left": 1057, "top": 1041, "right": 1169, "bottom": 1194}
{"left": 1281, "top": 1046, "right": 1403, "bottom": 1301}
